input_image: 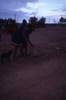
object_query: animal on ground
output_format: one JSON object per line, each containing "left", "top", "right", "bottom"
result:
{"left": 0, "top": 50, "right": 13, "bottom": 63}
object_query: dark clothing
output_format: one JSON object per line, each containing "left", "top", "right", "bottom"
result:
{"left": 11, "top": 27, "right": 23, "bottom": 45}
{"left": 11, "top": 23, "right": 34, "bottom": 58}
{"left": 11, "top": 25, "right": 28, "bottom": 45}
{"left": 11, "top": 23, "right": 33, "bottom": 46}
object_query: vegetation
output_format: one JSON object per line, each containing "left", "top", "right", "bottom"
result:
{"left": 0, "top": 16, "right": 46, "bottom": 28}
{"left": 59, "top": 16, "right": 66, "bottom": 23}
{"left": 37, "top": 17, "right": 46, "bottom": 27}
{"left": 0, "top": 18, "right": 16, "bottom": 27}
{"left": 0, "top": 15, "right": 66, "bottom": 29}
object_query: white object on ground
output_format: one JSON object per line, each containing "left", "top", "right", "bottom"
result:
{"left": 56, "top": 47, "right": 59, "bottom": 50}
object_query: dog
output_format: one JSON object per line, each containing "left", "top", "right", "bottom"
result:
{"left": 0, "top": 50, "right": 13, "bottom": 63}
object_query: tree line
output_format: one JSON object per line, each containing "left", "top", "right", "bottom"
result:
{"left": 0, "top": 16, "right": 66, "bottom": 29}
{"left": 0, "top": 16, "right": 46, "bottom": 28}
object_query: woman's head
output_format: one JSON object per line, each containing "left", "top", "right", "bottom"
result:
{"left": 22, "top": 19, "right": 27, "bottom": 26}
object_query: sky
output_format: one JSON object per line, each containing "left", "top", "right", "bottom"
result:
{"left": 0, "top": 0, "right": 66, "bottom": 23}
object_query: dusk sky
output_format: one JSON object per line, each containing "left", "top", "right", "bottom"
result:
{"left": 0, "top": 0, "right": 66, "bottom": 23}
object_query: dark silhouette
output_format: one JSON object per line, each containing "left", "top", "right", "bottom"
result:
{"left": 4, "top": 23, "right": 17, "bottom": 34}
{"left": 29, "top": 16, "right": 38, "bottom": 27}
{"left": 0, "top": 26, "right": 2, "bottom": 41}
{"left": 11, "top": 19, "right": 34, "bottom": 59}
{"left": 22, "top": 23, "right": 35, "bottom": 55}
{"left": 0, "top": 50, "right": 13, "bottom": 63}
{"left": 38, "top": 17, "right": 46, "bottom": 27}
{"left": 59, "top": 16, "right": 66, "bottom": 23}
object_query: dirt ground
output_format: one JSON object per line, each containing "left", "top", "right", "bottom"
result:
{"left": 0, "top": 26, "right": 66, "bottom": 100}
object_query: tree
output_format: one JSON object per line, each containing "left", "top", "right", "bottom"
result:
{"left": 38, "top": 17, "right": 46, "bottom": 27}
{"left": 64, "top": 17, "right": 66, "bottom": 22}
{"left": 0, "top": 19, "right": 4, "bottom": 26}
{"left": 8, "top": 18, "right": 16, "bottom": 24}
{"left": 29, "top": 16, "right": 38, "bottom": 26}
{"left": 59, "top": 16, "right": 65, "bottom": 23}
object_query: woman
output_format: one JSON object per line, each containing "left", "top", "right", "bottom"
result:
{"left": 11, "top": 19, "right": 27, "bottom": 58}
{"left": 11, "top": 20, "right": 34, "bottom": 58}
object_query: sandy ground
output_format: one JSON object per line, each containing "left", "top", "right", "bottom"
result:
{"left": 0, "top": 27, "right": 66, "bottom": 100}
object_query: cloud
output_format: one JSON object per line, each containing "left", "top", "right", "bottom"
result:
{"left": 16, "top": 0, "right": 66, "bottom": 19}
{"left": 0, "top": 0, "right": 38, "bottom": 21}
{"left": 0, "top": 0, "right": 66, "bottom": 23}
{"left": 16, "top": 0, "right": 47, "bottom": 17}
{"left": 51, "top": 9, "right": 59, "bottom": 12}
{"left": 0, "top": 0, "right": 38, "bottom": 11}
{"left": 61, "top": 7, "right": 66, "bottom": 11}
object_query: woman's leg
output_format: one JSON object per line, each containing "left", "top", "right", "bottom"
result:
{"left": 24, "top": 44, "right": 28, "bottom": 56}
{"left": 22, "top": 43, "right": 28, "bottom": 56}
{"left": 13, "top": 46, "right": 18, "bottom": 58}
{"left": 19, "top": 45, "right": 24, "bottom": 57}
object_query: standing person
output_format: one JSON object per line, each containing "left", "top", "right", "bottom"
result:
{"left": 22, "top": 23, "right": 35, "bottom": 56}
{"left": 11, "top": 19, "right": 28, "bottom": 59}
